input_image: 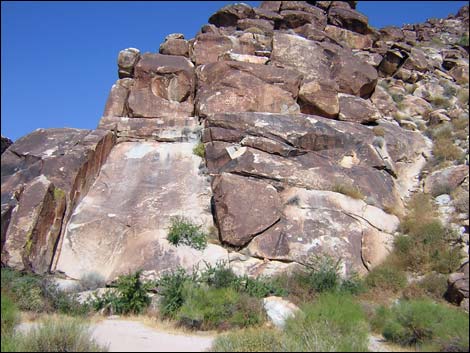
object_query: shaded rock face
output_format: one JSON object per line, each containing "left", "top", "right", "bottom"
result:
{"left": 1, "top": 135, "right": 12, "bottom": 154}
{"left": 1, "top": 128, "right": 115, "bottom": 273}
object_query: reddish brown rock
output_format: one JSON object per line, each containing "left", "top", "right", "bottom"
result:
{"left": 424, "top": 165, "right": 469, "bottom": 195}
{"left": 446, "top": 263, "right": 469, "bottom": 305}
{"left": 298, "top": 79, "right": 339, "bottom": 118}
{"left": 1, "top": 135, "right": 12, "bottom": 155}
{"left": 209, "top": 3, "right": 255, "bottom": 28}
{"left": 278, "top": 9, "right": 327, "bottom": 30}
{"left": 1, "top": 128, "right": 115, "bottom": 273}
{"left": 327, "top": 7, "right": 370, "bottom": 34}
{"left": 338, "top": 93, "right": 381, "bottom": 123}
{"left": 127, "top": 53, "right": 195, "bottom": 119}
{"left": 212, "top": 173, "right": 281, "bottom": 247}
{"left": 378, "top": 49, "right": 406, "bottom": 76}
{"left": 159, "top": 38, "right": 190, "bottom": 57}
{"left": 260, "top": 1, "right": 281, "bottom": 12}
{"left": 271, "top": 33, "right": 378, "bottom": 97}
{"left": 379, "top": 26, "right": 405, "bottom": 42}
{"left": 2, "top": 176, "right": 65, "bottom": 273}
{"left": 195, "top": 61, "right": 301, "bottom": 117}
{"left": 324, "top": 25, "right": 372, "bottom": 49}
{"left": 118, "top": 48, "right": 140, "bottom": 79}
{"left": 102, "top": 78, "right": 134, "bottom": 117}
{"left": 402, "top": 47, "right": 430, "bottom": 72}
{"left": 237, "top": 18, "right": 274, "bottom": 33}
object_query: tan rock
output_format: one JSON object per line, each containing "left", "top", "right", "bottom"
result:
{"left": 299, "top": 80, "right": 339, "bottom": 118}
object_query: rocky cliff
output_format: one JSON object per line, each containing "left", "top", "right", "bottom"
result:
{"left": 1, "top": 1, "right": 469, "bottom": 306}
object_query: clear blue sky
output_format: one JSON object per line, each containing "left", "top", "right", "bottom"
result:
{"left": 1, "top": 1, "right": 467, "bottom": 141}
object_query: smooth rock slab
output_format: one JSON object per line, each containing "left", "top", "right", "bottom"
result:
{"left": 56, "top": 142, "right": 227, "bottom": 281}
{"left": 263, "top": 296, "right": 300, "bottom": 328}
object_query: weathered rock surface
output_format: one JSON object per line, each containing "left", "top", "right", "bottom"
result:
{"left": 1, "top": 128, "right": 115, "bottom": 273}
{"left": 338, "top": 93, "right": 381, "bottom": 123}
{"left": 271, "top": 33, "right": 377, "bottom": 97}
{"left": 424, "top": 165, "right": 469, "bottom": 195}
{"left": 446, "top": 262, "right": 469, "bottom": 306}
{"left": 195, "top": 61, "right": 301, "bottom": 117}
{"left": 55, "top": 141, "right": 225, "bottom": 281}
{"left": 118, "top": 48, "right": 140, "bottom": 79}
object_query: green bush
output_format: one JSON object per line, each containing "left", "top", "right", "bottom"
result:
{"left": 157, "top": 268, "right": 193, "bottom": 318}
{"left": 210, "top": 327, "right": 282, "bottom": 352}
{"left": 458, "top": 33, "right": 469, "bottom": 46}
{"left": 282, "top": 293, "right": 369, "bottom": 352}
{"left": 1, "top": 268, "right": 90, "bottom": 316}
{"left": 192, "top": 142, "right": 205, "bottom": 158}
{"left": 176, "top": 283, "right": 264, "bottom": 330}
{"left": 92, "top": 270, "right": 151, "bottom": 315}
{"left": 1, "top": 295, "right": 18, "bottom": 336}
{"left": 13, "top": 317, "right": 108, "bottom": 352}
{"left": 303, "top": 255, "right": 341, "bottom": 293}
{"left": 365, "top": 264, "right": 407, "bottom": 293}
{"left": 167, "top": 216, "right": 207, "bottom": 250}
{"left": 378, "top": 299, "right": 469, "bottom": 351}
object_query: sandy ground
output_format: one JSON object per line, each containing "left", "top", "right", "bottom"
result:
{"left": 17, "top": 319, "right": 215, "bottom": 352}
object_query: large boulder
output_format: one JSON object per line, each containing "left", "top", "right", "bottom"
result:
{"left": 195, "top": 61, "right": 301, "bottom": 117}
{"left": 424, "top": 165, "right": 469, "bottom": 195}
{"left": 271, "top": 33, "right": 377, "bottom": 97}
{"left": 127, "top": 53, "right": 195, "bottom": 119}
{"left": 327, "top": 7, "right": 370, "bottom": 34}
{"left": 213, "top": 173, "right": 281, "bottom": 247}
{"left": 298, "top": 79, "right": 339, "bottom": 118}
{"left": 338, "top": 93, "right": 381, "bottom": 123}
{"left": 118, "top": 48, "right": 140, "bottom": 79}
{"left": 1, "top": 128, "right": 115, "bottom": 273}
{"left": 208, "top": 3, "right": 255, "bottom": 28}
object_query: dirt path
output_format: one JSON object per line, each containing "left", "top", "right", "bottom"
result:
{"left": 17, "top": 319, "right": 215, "bottom": 352}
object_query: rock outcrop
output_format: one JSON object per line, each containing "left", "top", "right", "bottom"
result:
{"left": 1, "top": 1, "right": 468, "bottom": 304}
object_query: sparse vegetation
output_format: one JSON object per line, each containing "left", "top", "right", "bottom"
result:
{"left": 79, "top": 272, "right": 106, "bottom": 291}
{"left": 167, "top": 216, "right": 208, "bottom": 250}
{"left": 402, "top": 273, "right": 448, "bottom": 301}
{"left": 372, "top": 299, "right": 469, "bottom": 351}
{"left": 10, "top": 316, "right": 108, "bottom": 352}
{"left": 365, "top": 262, "right": 407, "bottom": 293}
{"left": 331, "top": 182, "right": 365, "bottom": 200}
{"left": 192, "top": 142, "right": 205, "bottom": 158}
{"left": 212, "top": 293, "right": 369, "bottom": 352}
{"left": 458, "top": 33, "right": 469, "bottom": 46}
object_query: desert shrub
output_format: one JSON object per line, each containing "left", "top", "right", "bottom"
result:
{"left": 331, "top": 182, "right": 365, "bottom": 200}
{"left": 365, "top": 263, "right": 407, "bottom": 293}
{"left": 303, "top": 254, "right": 341, "bottom": 293}
{"left": 457, "top": 89, "right": 469, "bottom": 106}
{"left": 192, "top": 142, "right": 205, "bottom": 158}
{"left": 398, "top": 207, "right": 461, "bottom": 274}
{"left": 433, "top": 138, "right": 464, "bottom": 162}
{"left": 403, "top": 273, "right": 448, "bottom": 301}
{"left": 373, "top": 126, "right": 386, "bottom": 137}
{"left": 430, "top": 95, "right": 452, "bottom": 109}
{"left": 452, "top": 188, "right": 470, "bottom": 214}
{"left": 176, "top": 283, "right": 264, "bottom": 330}
{"left": 282, "top": 293, "right": 369, "bottom": 352}
{"left": 167, "top": 216, "right": 207, "bottom": 250}
{"left": 1, "top": 268, "right": 90, "bottom": 316}
{"left": 377, "top": 299, "right": 469, "bottom": 351}
{"left": 1, "top": 295, "right": 18, "bottom": 336}
{"left": 210, "top": 327, "right": 283, "bottom": 352}
{"left": 92, "top": 270, "right": 151, "bottom": 315}
{"left": 79, "top": 272, "right": 106, "bottom": 291}
{"left": 452, "top": 116, "right": 469, "bottom": 131}
{"left": 14, "top": 316, "right": 108, "bottom": 352}
{"left": 458, "top": 33, "right": 469, "bottom": 46}
{"left": 157, "top": 268, "right": 193, "bottom": 318}
{"left": 200, "top": 262, "right": 239, "bottom": 289}
{"left": 391, "top": 93, "right": 405, "bottom": 103}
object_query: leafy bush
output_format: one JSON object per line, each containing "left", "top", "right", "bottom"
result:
{"left": 304, "top": 254, "right": 341, "bottom": 293}
{"left": 192, "top": 142, "right": 205, "bottom": 158}
{"left": 92, "top": 270, "right": 151, "bottom": 315}
{"left": 365, "top": 263, "right": 407, "bottom": 293}
{"left": 13, "top": 316, "right": 108, "bottom": 352}
{"left": 331, "top": 183, "right": 365, "bottom": 200}
{"left": 157, "top": 268, "right": 193, "bottom": 318}
{"left": 167, "top": 216, "right": 207, "bottom": 250}
{"left": 458, "top": 33, "right": 469, "bottom": 46}
{"left": 210, "top": 327, "right": 282, "bottom": 352}
{"left": 282, "top": 293, "right": 370, "bottom": 352}
{"left": 377, "top": 299, "right": 469, "bottom": 351}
